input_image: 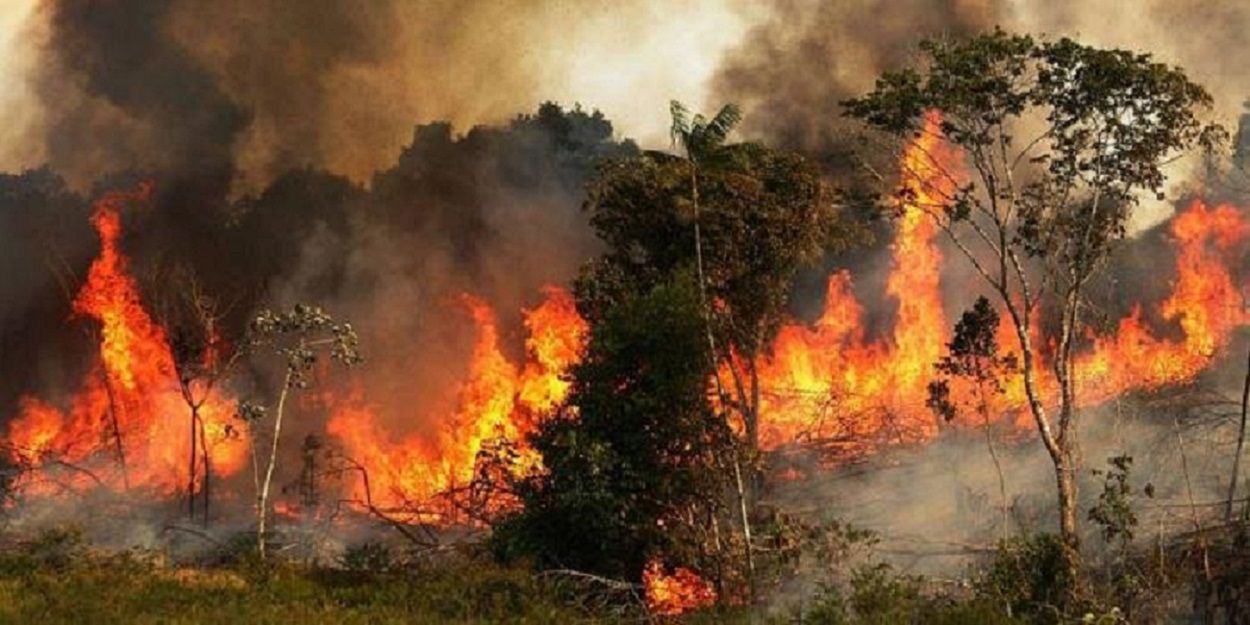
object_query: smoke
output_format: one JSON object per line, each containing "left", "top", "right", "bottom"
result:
{"left": 711, "top": 0, "right": 1000, "bottom": 160}
{"left": 2, "top": 0, "right": 752, "bottom": 194}
{"left": 770, "top": 377, "right": 1249, "bottom": 584}
{"left": 709, "top": 0, "right": 1250, "bottom": 229}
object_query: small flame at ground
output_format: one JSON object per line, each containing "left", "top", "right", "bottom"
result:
{"left": 643, "top": 560, "right": 717, "bottom": 616}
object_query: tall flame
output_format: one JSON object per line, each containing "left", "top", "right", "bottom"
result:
{"left": 327, "top": 286, "right": 587, "bottom": 512}
{"left": 753, "top": 112, "right": 959, "bottom": 451}
{"left": 6, "top": 185, "right": 248, "bottom": 496}
{"left": 1077, "top": 200, "right": 1249, "bottom": 402}
{"left": 752, "top": 113, "right": 1248, "bottom": 455}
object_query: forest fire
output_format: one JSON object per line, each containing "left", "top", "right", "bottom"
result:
{"left": 751, "top": 112, "right": 959, "bottom": 451}
{"left": 5, "top": 185, "right": 248, "bottom": 497}
{"left": 5, "top": 2, "right": 1250, "bottom": 619}
{"left": 2, "top": 119, "right": 1245, "bottom": 519}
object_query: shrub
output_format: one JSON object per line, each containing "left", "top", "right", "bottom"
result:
{"left": 978, "top": 533, "right": 1072, "bottom": 623}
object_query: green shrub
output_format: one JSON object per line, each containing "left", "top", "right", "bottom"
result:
{"left": 787, "top": 563, "right": 1024, "bottom": 625}
{"left": 0, "top": 526, "right": 88, "bottom": 574}
{"left": 0, "top": 547, "right": 596, "bottom": 624}
{"left": 978, "top": 533, "right": 1072, "bottom": 623}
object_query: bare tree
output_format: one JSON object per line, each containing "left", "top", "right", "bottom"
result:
{"left": 153, "top": 266, "right": 242, "bottom": 525}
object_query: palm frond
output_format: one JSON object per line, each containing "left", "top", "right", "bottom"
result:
{"left": 669, "top": 100, "right": 691, "bottom": 149}
{"left": 702, "top": 104, "right": 742, "bottom": 148}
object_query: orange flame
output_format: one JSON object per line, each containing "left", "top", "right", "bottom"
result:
{"left": 327, "top": 286, "right": 587, "bottom": 513}
{"left": 752, "top": 112, "right": 1248, "bottom": 455}
{"left": 1077, "top": 200, "right": 1249, "bottom": 402}
{"left": 6, "top": 117, "right": 1244, "bottom": 524}
{"left": 5, "top": 185, "right": 248, "bottom": 496}
{"left": 753, "top": 111, "right": 959, "bottom": 451}
{"left": 643, "top": 560, "right": 717, "bottom": 616}
{"left": 330, "top": 112, "right": 1247, "bottom": 511}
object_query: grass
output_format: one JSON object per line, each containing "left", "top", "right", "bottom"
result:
{"left": 0, "top": 532, "right": 604, "bottom": 625}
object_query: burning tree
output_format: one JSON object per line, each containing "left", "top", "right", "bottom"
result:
{"left": 844, "top": 31, "right": 1225, "bottom": 583}
{"left": 241, "top": 305, "right": 362, "bottom": 559}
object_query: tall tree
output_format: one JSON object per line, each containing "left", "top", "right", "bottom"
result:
{"left": 844, "top": 31, "right": 1223, "bottom": 582}
{"left": 580, "top": 103, "right": 862, "bottom": 453}
{"left": 494, "top": 276, "right": 734, "bottom": 584}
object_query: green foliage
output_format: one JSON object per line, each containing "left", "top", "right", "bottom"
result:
{"left": 670, "top": 101, "right": 744, "bottom": 163}
{"left": 844, "top": 29, "right": 1223, "bottom": 276}
{"left": 978, "top": 533, "right": 1074, "bottom": 623}
{"left": 1088, "top": 455, "right": 1150, "bottom": 547}
{"left": 927, "top": 296, "right": 1018, "bottom": 422}
{"left": 198, "top": 531, "right": 268, "bottom": 568}
{"left": 581, "top": 108, "right": 861, "bottom": 359}
{"left": 493, "top": 276, "right": 732, "bottom": 582}
{"left": 340, "top": 542, "right": 395, "bottom": 573}
{"left": 0, "top": 526, "right": 89, "bottom": 575}
{"left": 246, "top": 304, "right": 363, "bottom": 390}
{"left": 790, "top": 563, "right": 1024, "bottom": 625}
{"left": 0, "top": 550, "right": 595, "bottom": 625}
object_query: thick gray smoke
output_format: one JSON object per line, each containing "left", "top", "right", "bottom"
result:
{"left": 712, "top": 0, "right": 1000, "bottom": 160}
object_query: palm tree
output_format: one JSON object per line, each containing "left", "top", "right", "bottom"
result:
{"left": 667, "top": 101, "right": 741, "bottom": 402}
{"left": 668, "top": 101, "right": 756, "bottom": 594}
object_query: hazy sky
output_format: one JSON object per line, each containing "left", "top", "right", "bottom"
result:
{"left": 0, "top": 0, "right": 39, "bottom": 169}
{"left": 0, "top": 0, "right": 1244, "bottom": 221}
{"left": 0, "top": 1, "right": 760, "bottom": 177}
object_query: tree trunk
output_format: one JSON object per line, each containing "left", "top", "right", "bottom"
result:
{"left": 732, "top": 457, "right": 755, "bottom": 601}
{"left": 258, "top": 370, "right": 293, "bottom": 560}
{"left": 1226, "top": 346, "right": 1250, "bottom": 520}
{"left": 199, "top": 413, "right": 211, "bottom": 526}
{"left": 977, "top": 385, "right": 1009, "bottom": 541}
{"left": 188, "top": 405, "right": 198, "bottom": 520}
{"left": 1054, "top": 444, "right": 1080, "bottom": 582}
{"left": 100, "top": 370, "right": 130, "bottom": 490}
{"left": 746, "top": 357, "right": 760, "bottom": 454}
{"left": 1008, "top": 302, "right": 1081, "bottom": 585}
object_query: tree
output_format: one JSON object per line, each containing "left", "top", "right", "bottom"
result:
{"left": 240, "top": 304, "right": 362, "bottom": 559}
{"left": 579, "top": 104, "right": 864, "bottom": 596}
{"left": 153, "top": 265, "right": 243, "bottom": 526}
{"left": 493, "top": 276, "right": 735, "bottom": 586}
{"left": 580, "top": 103, "right": 862, "bottom": 453}
{"left": 927, "top": 296, "right": 1018, "bottom": 539}
{"left": 844, "top": 30, "right": 1223, "bottom": 582}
